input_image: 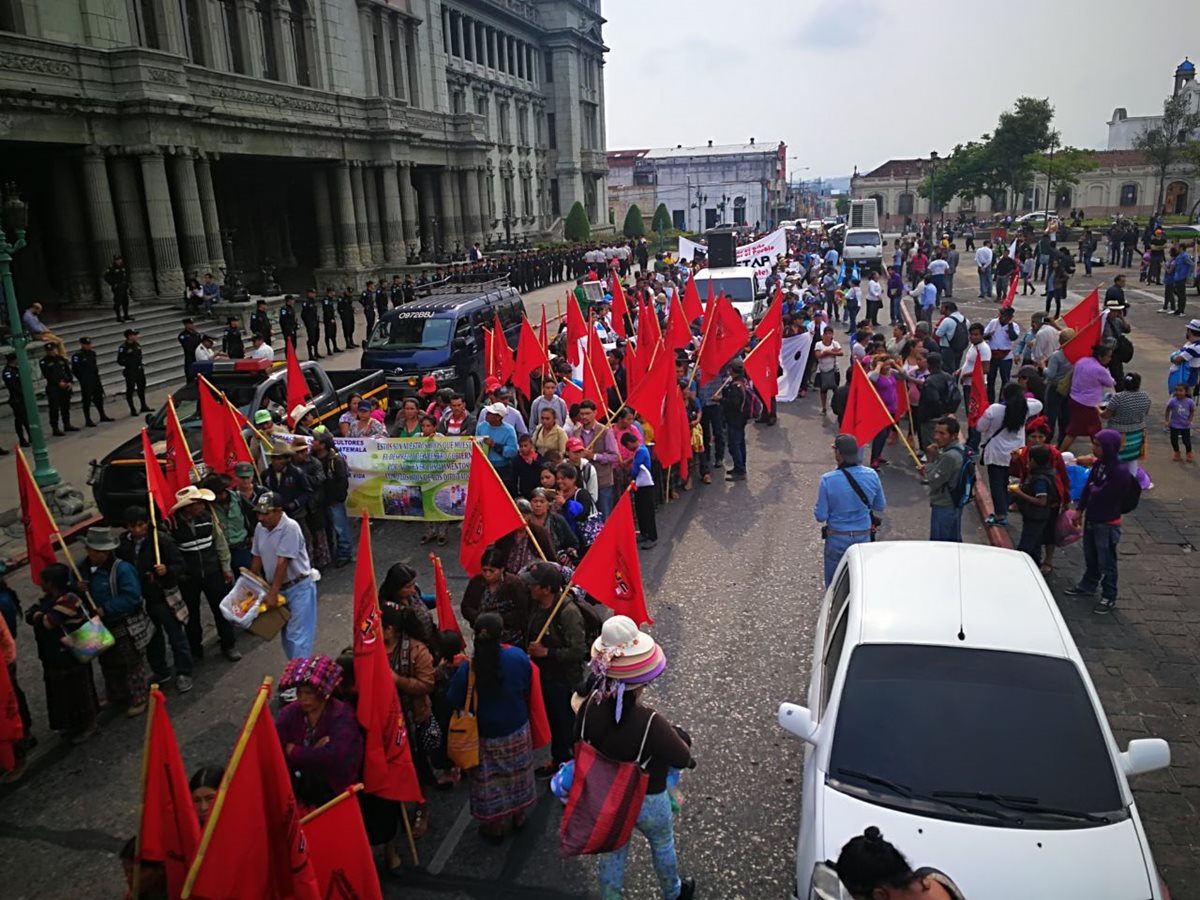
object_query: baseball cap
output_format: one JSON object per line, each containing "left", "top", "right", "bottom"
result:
{"left": 566, "top": 437, "right": 585, "bottom": 452}
{"left": 80, "top": 336, "right": 92, "bottom": 345}
{"left": 421, "top": 375, "right": 437, "bottom": 393}
{"left": 484, "top": 402, "right": 507, "bottom": 416}
{"left": 519, "top": 561, "right": 565, "bottom": 592}
{"left": 233, "top": 461, "right": 255, "bottom": 478}
{"left": 356, "top": 400, "right": 372, "bottom": 412}
{"left": 254, "top": 491, "right": 283, "bottom": 513}
{"left": 253, "top": 409, "right": 273, "bottom": 425}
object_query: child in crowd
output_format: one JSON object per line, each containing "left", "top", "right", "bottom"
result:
{"left": 1010, "top": 444, "right": 1059, "bottom": 565}
{"left": 1166, "top": 381, "right": 1196, "bottom": 463}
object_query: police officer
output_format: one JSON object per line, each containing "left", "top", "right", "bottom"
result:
{"left": 403, "top": 273, "right": 417, "bottom": 304}
{"left": 221, "top": 316, "right": 244, "bottom": 359}
{"left": 104, "top": 255, "right": 133, "bottom": 323}
{"left": 178, "top": 318, "right": 203, "bottom": 384}
{"left": 279, "top": 294, "right": 299, "bottom": 350}
{"left": 117, "top": 328, "right": 152, "bottom": 416}
{"left": 337, "top": 288, "right": 356, "bottom": 349}
{"left": 373, "top": 280, "right": 388, "bottom": 321}
{"left": 300, "top": 290, "right": 321, "bottom": 360}
{"left": 70, "top": 336, "right": 113, "bottom": 427}
{"left": 357, "top": 281, "right": 376, "bottom": 336}
{"left": 250, "top": 299, "right": 272, "bottom": 344}
{"left": 389, "top": 275, "right": 404, "bottom": 309}
{"left": 39, "top": 344, "right": 77, "bottom": 435}
{"left": 3, "top": 353, "right": 31, "bottom": 447}
{"left": 322, "top": 288, "right": 340, "bottom": 355}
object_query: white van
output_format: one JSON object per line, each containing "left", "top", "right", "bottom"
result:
{"left": 691, "top": 266, "right": 762, "bottom": 322}
{"left": 842, "top": 227, "right": 884, "bottom": 274}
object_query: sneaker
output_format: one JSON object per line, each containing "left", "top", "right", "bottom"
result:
{"left": 678, "top": 878, "right": 696, "bottom": 900}
{"left": 1063, "top": 585, "right": 1095, "bottom": 597}
{"left": 1174, "top": 452, "right": 1183, "bottom": 462}
{"left": 1092, "top": 599, "right": 1116, "bottom": 615}
{"left": 175, "top": 675, "right": 194, "bottom": 694}
{"left": 1157, "top": 308, "right": 1170, "bottom": 313}
{"left": 222, "top": 646, "right": 243, "bottom": 662}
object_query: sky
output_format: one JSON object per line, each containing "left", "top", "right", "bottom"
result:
{"left": 600, "top": 0, "right": 1200, "bottom": 180}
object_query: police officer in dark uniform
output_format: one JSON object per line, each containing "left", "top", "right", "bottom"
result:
{"left": 3, "top": 353, "right": 31, "bottom": 447}
{"left": 389, "top": 275, "right": 404, "bottom": 309}
{"left": 321, "top": 288, "right": 340, "bottom": 355}
{"left": 250, "top": 299, "right": 272, "bottom": 344}
{"left": 358, "top": 282, "right": 376, "bottom": 336}
{"left": 374, "top": 280, "right": 388, "bottom": 321}
{"left": 70, "top": 336, "right": 113, "bottom": 427}
{"left": 117, "top": 328, "right": 152, "bottom": 416}
{"left": 403, "top": 274, "right": 417, "bottom": 304}
{"left": 337, "top": 288, "right": 356, "bottom": 349}
{"left": 279, "top": 294, "right": 299, "bottom": 350}
{"left": 104, "top": 255, "right": 133, "bottom": 323}
{"left": 222, "top": 316, "right": 244, "bottom": 359}
{"left": 301, "top": 290, "right": 322, "bottom": 360}
{"left": 39, "top": 344, "right": 77, "bottom": 435}
{"left": 178, "top": 318, "right": 203, "bottom": 385}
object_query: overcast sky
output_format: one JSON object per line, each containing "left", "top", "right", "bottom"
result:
{"left": 601, "top": 0, "right": 1200, "bottom": 179}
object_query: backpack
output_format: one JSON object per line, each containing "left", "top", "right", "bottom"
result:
{"left": 567, "top": 586, "right": 604, "bottom": 647}
{"left": 948, "top": 315, "right": 969, "bottom": 353}
{"left": 1119, "top": 474, "right": 1141, "bottom": 514}
{"left": 739, "top": 380, "right": 764, "bottom": 420}
{"left": 1114, "top": 332, "right": 1134, "bottom": 364}
{"left": 946, "top": 445, "right": 976, "bottom": 509}
{"left": 942, "top": 379, "right": 963, "bottom": 415}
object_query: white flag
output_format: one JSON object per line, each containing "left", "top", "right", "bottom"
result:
{"left": 776, "top": 333, "right": 813, "bottom": 403}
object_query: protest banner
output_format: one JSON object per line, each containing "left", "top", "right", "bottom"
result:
{"left": 677, "top": 227, "right": 788, "bottom": 287}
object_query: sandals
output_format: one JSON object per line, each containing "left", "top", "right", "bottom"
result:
{"left": 411, "top": 804, "right": 430, "bottom": 840}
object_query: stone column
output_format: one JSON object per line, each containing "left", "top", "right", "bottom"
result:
{"left": 349, "top": 162, "right": 373, "bottom": 267}
{"left": 80, "top": 147, "right": 122, "bottom": 301}
{"left": 273, "top": 0, "right": 298, "bottom": 85}
{"left": 374, "top": 9, "right": 391, "bottom": 97}
{"left": 51, "top": 158, "right": 97, "bottom": 305}
{"left": 194, "top": 152, "right": 226, "bottom": 274}
{"left": 140, "top": 150, "right": 186, "bottom": 298}
{"left": 439, "top": 167, "right": 463, "bottom": 257}
{"left": 363, "top": 164, "right": 384, "bottom": 266}
{"left": 477, "top": 168, "right": 492, "bottom": 238}
{"left": 461, "top": 166, "right": 483, "bottom": 250}
{"left": 416, "top": 169, "right": 436, "bottom": 255}
{"left": 109, "top": 154, "right": 156, "bottom": 300}
{"left": 169, "top": 149, "right": 209, "bottom": 278}
{"left": 454, "top": 12, "right": 464, "bottom": 60}
{"left": 333, "top": 162, "right": 361, "bottom": 269}
{"left": 399, "top": 162, "right": 420, "bottom": 256}
{"left": 312, "top": 167, "right": 337, "bottom": 269}
{"left": 357, "top": 0, "right": 377, "bottom": 95}
{"left": 380, "top": 163, "right": 404, "bottom": 264}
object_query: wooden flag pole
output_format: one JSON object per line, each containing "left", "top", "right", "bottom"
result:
{"left": 399, "top": 802, "right": 420, "bottom": 866}
{"left": 168, "top": 396, "right": 202, "bottom": 481}
{"left": 684, "top": 295, "right": 719, "bottom": 389}
{"left": 182, "top": 678, "right": 272, "bottom": 898}
{"left": 475, "top": 443, "right": 548, "bottom": 562}
{"left": 131, "top": 685, "right": 159, "bottom": 900}
{"left": 147, "top": 490, "right": 162, "bottom": 566}
{"left": 864, "top": 366, "right": 923, "bottom": 470}
{"left": 299, "top": 782, "right": 363, "bottom": 825}
{"left": 533, "top": 580, "right": 577, "bottom": 645}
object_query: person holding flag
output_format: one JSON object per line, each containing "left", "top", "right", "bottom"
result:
{"left": 814, "top": 435, "right": 887, "bottom": 586}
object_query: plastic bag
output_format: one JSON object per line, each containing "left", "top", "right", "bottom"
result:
{"left": 219, "top": 573, "right": 271, "bottom": 628}
{"left": 1055, "top": 508, "right": 1082, "bottom": 548}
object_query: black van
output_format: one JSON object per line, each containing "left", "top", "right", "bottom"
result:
{"left": 360, "top": 277, "right": 525, "bottom": 409}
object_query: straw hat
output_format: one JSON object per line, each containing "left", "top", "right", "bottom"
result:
{"left": 289, "top": 403, "right": 314, "bottom": 423}
{"left": 169, "top": 485, "right": 215, "bottom": 515}
{"left": 590, "top": 615, "right": 666, "bottom": 685}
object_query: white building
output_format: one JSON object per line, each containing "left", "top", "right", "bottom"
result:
{"left": 607, "top": 140, "right": 788, "bottom": 234}
{"left": 1108, "top": 58, "right": 1199, "bottom": 151}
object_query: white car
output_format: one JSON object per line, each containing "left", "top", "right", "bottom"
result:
{"left": 778, "top": 542, "right": 1170, "bottom": 900}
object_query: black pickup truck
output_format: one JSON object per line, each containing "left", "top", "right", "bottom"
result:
{"left": 88, "top": 358, "right": 386, "bottom": 522}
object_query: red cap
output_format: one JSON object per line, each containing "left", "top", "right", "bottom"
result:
{"left": 566, "top": 437, "right": 585, "bottom": 451}
{"left": 484, "top": 376, "right": 502, "bottom": 392}
{"left": 421, "top": 375, "right": 437, "bottom": 393}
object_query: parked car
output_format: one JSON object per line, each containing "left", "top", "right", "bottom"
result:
{"left": 89, "top": 358, "right": 385, "bottom": 521}
{"left": 777, "top": 542, "right": 1170, "bottom": 900}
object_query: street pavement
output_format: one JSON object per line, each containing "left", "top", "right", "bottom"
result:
{"left": 2, "top": 260, "right": 1199, "bottom": 896}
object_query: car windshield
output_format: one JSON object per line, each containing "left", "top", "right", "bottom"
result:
{"left": 828, "top": 645, "right": 1125, "bottom": 826}
{"left": 147, "top": 382, "right": 261, "bottom": 430}
{"left": 695, "top": 276, "right": 754, "bottom": 302}
{"left": 844, "top": 232, "right": 881, "bottom": 247}
{"left": 367, "top": 315, "right": 453, "bottom": 350}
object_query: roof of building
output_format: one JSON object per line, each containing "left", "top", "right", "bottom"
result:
{"left": 858, "top": 148, "right": 1151, "bottom": 181}
{"left": 606, "top": 149, "right": 649, "bottom": 167}
{"left": 1178, "top": 57, "right": 1195, "bottom": 73}
{"left": 641, "top": 141, "right": 782, "bottom": 160}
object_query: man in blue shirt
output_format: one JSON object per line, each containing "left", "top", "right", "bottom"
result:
{"left": 475, "top": 402, "right": 519, "bottom": 486}
{"left": 814, "top": 434, "right": 887, "bottom": 586}
{"left": 1169, "top": 243, "right": 1194, "bottom": 316}
{"left": 916, "top": 273, "right": 939, "bottom": 324}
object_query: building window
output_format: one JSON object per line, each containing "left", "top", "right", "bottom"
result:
{"left": 1119, "top": 183, "right": 1138, "bottom": 207}
{"left": 449, "top": 13, "right": 460, "bottom": 57}
{"left": 461, "top": 15, "right": 473, "bottom": 62}
{"left": 517, "top": 105, "right": 528, "bottom": 145}
{"left": 256, "top": 1, "right": 278, "bottom": 80}
{"left": 132, "top": 0, "right": 163, "bottom": 49}
{"left": 633, "top": 171, "right": 653, "bottom": 186}
{"left": 897, "top": 192, "right": 914, "bottom": 216}
{"left": 503, "top": 175, "right": 515, "bottom": 216}
{"left": 672, "top": 209, "right": 686, "bottom": 230}
{"left": 475, "top": 22, "right": 485, "bottom": 63}
{"left": 291, "top": 0, "right": 311, "bottom": 86}
{"left": 0, "top": 0, "right": 26, "bottom": 33}
{"left": 547, "top": 113, "right": 556, "bottom": 149}
{"left": 535, "top": 112, "right": 544, "bottom": 146}
{"left": 184, "top": 0, "right": 206, "bottom": 64}
{"left": 498, "top": 101, "right": 510, "bottom": 142}
{"left": 522, "top": 176, "right": 532, "bottom": 217}
{"left": 544, "top": 52, "right": 553, "bottom": 82}
{"left": 219, "top": 0, "right": 245, "bottom": 74}
{"left": 1054, "top": 187, "right": 1072, "bottom": 209}
{"left": 551, "top": 179, "right": 561, "bottom": 217}
{"left": 869, "top": 194, "right": 884, "bottom": 216}
{"left": 476, "top": 94, "right": 489, "bottom": 128}
{"left": 452, "top": 89, "right": 465, "bottom": 114}
{"left": 733, "top": 196, "right": 747, "bottom": 226}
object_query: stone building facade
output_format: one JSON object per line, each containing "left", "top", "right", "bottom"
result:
{"left": 0, "top": 0, "right": 609, "bottom": 307}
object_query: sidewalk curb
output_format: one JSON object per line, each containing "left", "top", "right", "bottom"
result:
{"left": 973, "top": 467, "right": 1014, "bottom": 551}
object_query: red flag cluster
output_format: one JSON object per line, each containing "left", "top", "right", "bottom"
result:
{"left": 140, "top": 688, "right": 201, "bottom": 898}
{"left": 841, "top": 365, "right": 894, "bottom": 447}
{"left": 16, "top": 449, "right": 56, "bottom": 585}
{"left": 697, "top": 293, "right": 750, "bottom": 381}
{"left": 198, "top": 381, "right": 253, "bottom": 476}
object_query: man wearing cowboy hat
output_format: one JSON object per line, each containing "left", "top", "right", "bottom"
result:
{"left": 1101, "top": 288, "right": 1133, "bottom": 388}
{"left": 169, "top": 486, "right": 241, "bottom": 662}
{"left": 80, "top": 526, "right": 149, "bottom": 716}
{"left": 289, "top": 404, "right": 318, "bottom": 436}
{"left": 263, "top": 442, "right": 312, "bottom": 525}
{"left": 250, "top": 492, "right": 318, "bottom": 666}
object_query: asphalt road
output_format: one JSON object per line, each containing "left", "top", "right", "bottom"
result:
{"left": 0, "top": 359, "right": 970, "bottom": 899}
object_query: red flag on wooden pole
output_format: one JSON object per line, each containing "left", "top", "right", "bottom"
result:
{"left": 697, "top": 293, "right": 751, "bottom": 381}
{"left": 353, "top": 514, "right": 424, "bottom": 803}
{"left": 566, "top": 291, "right": 587, "bottom": 367}
{"left": 622, "top": 341, "right": 670, "bottom": 433}
{"left": 429, "top": 553, "right": 462, "bottom": 635}
{"left": 164, "top": 398, "right": 194, "bottom": 494}
{"left": 967, "top": 358, "right": 987, "bottom": 428}
{"left": 300, "top": 786, "right": 383, "bottom": 900}
{"left": 285, "top": 338, "right": 311, "bottom": 427}
{"left": 569, "top": 489, "right": 652, "bottom": 625}
{"left": 460, "top": 442, "right": 526, "bottom": 577}
{"left": 653, "top": 381, "right": 691, "bottom": 483}
{"left": 486, "top": 313, "right": 515, "bottom": 386}
{"left": 141, "top": 429, "right": 174, "bottom": 529}
{"left": 1001, "top": 267, "right": 1019, "bottom": 308}
{"left": 1061, "top": 287, "right": 1100, "bottom": 331}
{"left": 664, "top": 292, "right": 693, "bottom": 351}
{"left": 609, "top": 275, "right": 629, "bottom": 338}
{"left": 681, "top": 274, "right": 704, "bottom": 323}
{"left": 15, "top": 448, "right": 57, "bottom": 584}
{"left": 1062, "top": 315, "right": 1103, "bottom": 364}
{"left": 0, "top": 624, "right": 23, "bottom": 773}
{"left": 513, "top": 315, "right": 548, "bottom": 397}
{"left": 841, "top": 367, "right": 894, "bottom": 446}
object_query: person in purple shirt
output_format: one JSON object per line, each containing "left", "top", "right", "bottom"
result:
{"left": 1064, "top": 429, "right": 1132, "bottom": 615}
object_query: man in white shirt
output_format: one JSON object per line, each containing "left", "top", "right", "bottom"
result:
{"left": 1031, "top": 312, "right": 1061, "bottom": 367}
{"left": 249, "top": 334, "right": 275, "bottom": 361}
{"left": 865, "top": 271, "right": 884, "bottom": 326}
{"left": 250, "top": 491, "right": 317, "bottom": 668}
{"left": 958, "top": 322, "right": 992, "bottom": 384}
{"left": 193, "top": 334, "right": 225, "bottom": 364}
{"left": 975, "top": 241, "right": 994, "bottom": 299}
{"left": 983, "top": 306, "right": 1020, "bottom": 403}
{"left": 927, "top": 254, "right": 950, "bottom": 301}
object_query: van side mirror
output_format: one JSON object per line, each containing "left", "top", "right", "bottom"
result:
{"left": 453, "top": 337, "right": 468, "bottom": 352}
{"left": 1120, "top": 738, "right": 1170, "bottom": 777}
{"left": 777, "top": 702, "right": 818, "bottom": 744}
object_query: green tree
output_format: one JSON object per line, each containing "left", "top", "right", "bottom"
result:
{"left": 835, "top": 196, "right": 850, "bottom": 215}
{"left": 918, "top": 141, "right": 1005, "bottom": 206}
{"left": 622, "top": 204, "right": 645, "bottom": 238}
{"left": 651, "top": 203, "right": 672, "bottom": 233}
{"left": 1025, "top": 146, "right": 1098, "bottom": 210}
{"left": 1133, "top": 92, "right": 1200, "bottom": 214}
{"left": 564, "top": 201, "right": 590, "bottom": 242}
{"left": 989, "top": 97, "right": 1057, "bottom": 208}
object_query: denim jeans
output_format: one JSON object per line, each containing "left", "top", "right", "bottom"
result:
{"left": 929, "top": 505, "right": 962, "bottom": 542}
{"left": 889, "top": 294, "right": 903, "bottom": 324}
{"left": 986, "top": 354, "right": 1013, "bottom": 404}
{"left": 701, "top": 404, "right": 726, "bottom": 467}
{"left": 146, "top": 598, "right": 193, "bottom": 678}
{"left": 327, "top": 502, "right": 353, "bottom": 561}
{"left": 726, "top": 423, "right": 747, "bottom": 473}
{"left": 987, "top": 464, "right": 1010, "bottom": 521}
{"left": 845, "top": 302, "right": 859, "bottom": 332}
{"left": 597, "top": 790, "right": 682, "bottom": 900}
{"left": 1078, "top": 521, "right": 1121, "bottom": 602}
{"left": 978, "top": 269, "right": 993, "bottom": 298}
{"left": 824, "top": 532, "right": 870, "bottom": 586}
{"left": 281, "top": 577, "right": 318, "bottom": 660}
{"left": 597, "top": 485, "right": 617, "bottom": 520}
{"left": 1017, "top": 517, "right": 1045, "bottom": 563}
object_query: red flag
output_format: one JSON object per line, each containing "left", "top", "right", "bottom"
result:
{"left": 698, "top": 293, "right": 751, "bottom": 381}
{"left": 182, "top": 682, "right": 320, "bottom": 899}
{"left": 588, "top": 328, "right": 616, "bottom": 395}
{"left": 486, "top": 313, "right": 516, "bottom": 386}
{"left": 1062, "top": 287, "right": 1100, "bottom": 332}
{"left": 513, "top": 315, "right": 548, "bottom": 397}
{"left": 164, "top": 398, "right": 193, "bottom": 494}
{"left": 198, "top": 381, "right": 246, "bottom": 476}
{"left": 285, "top": 338, "right": 311, "bottom": 427}
{"left": 353, "top": 515, "right": 423, "bottom": 803}
{"left": 570, "top": 490, "right": 652, "bottom": 625}
{"left": 623, "top": 342, "right": 671, "bottom": 434}
{"left": 664, "top": 292, "right": 693, "bottom": 352}
{"left": 653, "top": 381, "right": 691, "bottom": 483}
{"left": 681, "top": 274, "right": 704, "bottom": 323}
{"left": 1062, "top": 314, "right": 1103, "bottom": 364}
{"left": 429, "top": 553, "right": 461, "bottom": 635}
{"left": 560, "top": 378, "right": 584, "bottom": 407}
{"left": 894, "top": 370, "right": 911, "bottom": 418}
{"left": 624, "top": 334, "right": 643, "bottom": 393}
{"left": 139, "top": 688, "right": 202, "bottom": 899}
{"left": 460, "top": 442, "right": 526, "bottom": 577}
{"left": 566, "top": 291, "right": 587, "bottom": 367}
{"left": 745, "top": 292, "right": 783, "bottom": 408}
{"left": 302, "top": 788, "right": 383, "bottom": 900}
{"left": 0, "top": 624, "right": 23, "bottom": 772}
{"left": 841, "top": 367, "right": 894, "bottom": 446}
{"left": 1002, "top": 268, "right": 1019, "bottom": 308}
{"left": 142, "top": 429, "right": 174, "bottom": 523}
{"left": 609, "top": 276, "right": 629, "bottom": 338}
{"left": 967, "top": 357, "right": 987, "bottom": 428}
{"left": 539, "top": 305, "right": 550, "bottom": 362}
{"left": 641, "top": 296, "right": 663, "bottom": 348}
{"left": 16, "top": 449, "right": 57, "bottom": 584}
{"left": 582, "top": 344, "right": 610, "bottom": 420}
{"left": 527, "top": 661, "right": 552, "bottom": 750}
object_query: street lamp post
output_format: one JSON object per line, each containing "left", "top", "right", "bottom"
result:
{"left": 1, "top": 187, "right": 59, "bottom": 486}
{"left": 929, "top": 150, "right": 941, "bottom": 234}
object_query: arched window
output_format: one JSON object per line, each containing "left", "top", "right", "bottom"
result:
{"left": 290, "top": 0, "right": 311, "bottom": 86}
{"left": 1119, "top": 183, "right": 1138, "bottom": 207}
{"left": 897, "top": 193, "right": 914, "bottom": 216}
{"left": 733, "top": 195, "right": 747, "bottom": 226}
{"left": 869, "top": 194, "right": 885, "bottom": 216}
{"left": 256, "top": 0, "right": 278, "bottom": 80}
{"left": 219, "top": 0, "right": 245, "bottom": 74}
{"left": 1165, "top": 180, "right": 1189, "bottom": 215}
{"left": 1054, "top": 187, "right": 1072, "bottom": 209}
